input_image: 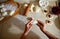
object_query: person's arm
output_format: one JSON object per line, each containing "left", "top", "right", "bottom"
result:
{"left": 37, "top": 20, "right": 58, "bottom": 39}
{"left": 42, "top": 29, "right": 58, "bottom": 39}
{"left": 20, "top": 18, "right": 33, "bottom": 39}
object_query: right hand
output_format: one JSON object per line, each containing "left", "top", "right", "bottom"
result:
{"left": 37, "top": 20, "right": 58, "bottom": 39}
{"left": 36, "top": 20, "right": 46, "bottom": 31}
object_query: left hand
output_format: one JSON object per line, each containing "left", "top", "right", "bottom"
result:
{"left": 25, "top": 17, "right": 33, "bottom": 30}
{"left": 20, "top": 17, "right": 33, "bottom": 39}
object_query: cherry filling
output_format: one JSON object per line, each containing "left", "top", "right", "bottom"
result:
{"left": 45, "top": 20, "right": 51, "bottom": 24}
{"left": 46, "top": 14, "right": 52, "bottom": 18}
{"left": 51, "top": 7, "right": 60, "bottom": 15}
{"left": 44, "top": 10, "right": 47, "bottom": 13}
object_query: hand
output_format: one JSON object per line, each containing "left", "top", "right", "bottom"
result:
{"left": 37, "top": 20, "right": 58, "bottom": 39}
{"left": 25, "top": 17, "right": 33, "bottom": 30}
{"left": 20, "top": 17, "right": 33, "bottom": 39}
{"left": 26, "top": 17, "right": 33, "bottom": 29}
{"left": 36, "top": 20, "right": 45, "bottom": 31}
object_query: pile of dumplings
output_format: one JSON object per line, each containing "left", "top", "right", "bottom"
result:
{"left": 0, "top": 3, "right": 17, "bottom": 21}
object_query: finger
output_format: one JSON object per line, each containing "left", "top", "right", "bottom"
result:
{"left": 36, "top": 23, "right": 43, "bottom": 29}
{"left": 27, "top": 17, "right": 33, "bottom": 21}
{"left": 37, "top": 22, "right": 42, "bottom": 27}
{"left": 26, "top": 19, "right": 33, "bottom": 26}
{"left": 25, "top": 18, "right": 33, "bottom": 29}
{"left": 37, "top": 20, "right": 44, "bottom": 26}
{"left": 29, "top": 23, "right": 32, "bottom": 26}
{"left": 27, "top": 18, "right": 33, "bottom": 24}
{"left": 36, "top": 23, "right": 40, "bottom": 26}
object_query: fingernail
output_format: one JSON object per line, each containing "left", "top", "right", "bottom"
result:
{"left": 37, "top": 19, "right": 40, "bottom": 20}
